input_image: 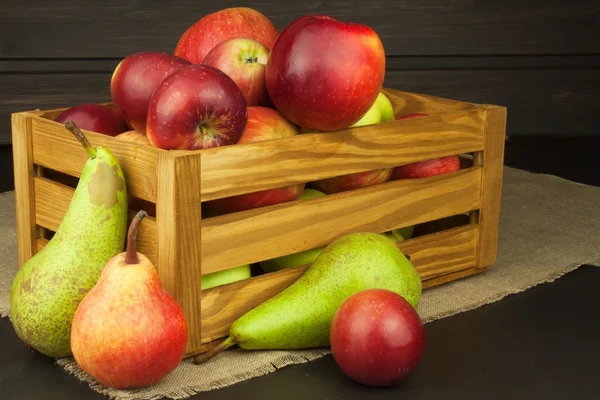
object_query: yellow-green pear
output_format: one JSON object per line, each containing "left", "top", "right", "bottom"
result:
{"left": 195, "top": 232, "right": 422, "bottom": 363}
{"left": 9, "top": 121, "right": 128, "bottom": 358}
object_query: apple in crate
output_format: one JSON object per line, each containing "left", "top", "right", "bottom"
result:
{"left": 330, "top": 289, "right": 426, "bottom": 387}
{"left": 174, "top": 7, "right": 278, "bottom": 64}
{"left": 114, "top": 130, "right": 150, "bottom": 145}
{"left": 146, "top": 64, "right": 248, "bottom": 150}
{"left": 205, "top": 106, "right": 304, "bottom": 214}
{"left": 310, "top": 101, "right": 391, "bottom": 194}
{"left": 266, "top": 15, "right": 385, "bottom": 132}
{"left": 203, "top": 38, "right": 271, "bottom": 106}
{"left": 392, "top": 113, "right": 461, "bottom": 179}
{"left": 54, "top": 103, "right": 128, "bottom": 136}
{"left": 110, "top": 51, "right": 190, "bottom": 133}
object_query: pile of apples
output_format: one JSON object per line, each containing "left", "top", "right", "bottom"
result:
{"left": 55, "top": 6, "right": 460, "bottom": 216}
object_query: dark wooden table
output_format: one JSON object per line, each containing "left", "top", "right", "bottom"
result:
{"left": 1, "top": 136, "right": 599, "bottom": 400}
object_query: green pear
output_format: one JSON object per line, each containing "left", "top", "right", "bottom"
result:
{"left": 349, "top": 102, "right": 382, "bottom": 127}
{"left": 195, "top": 232, "right": 421, "bottom": 363}
{"left": 9, "top": 121, "right": 128, "bottom": 358}
{"left": 392, "top": 225, "right": 414, "bottom": 240}
{"left": 374, "top": 92, "right": 395, "bottom": 122}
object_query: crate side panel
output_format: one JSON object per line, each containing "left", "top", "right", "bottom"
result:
{"left": 33, "top": 176, "right": 158, "bottom": 263}
{"left": 199, "top": 108, "right": 486, "bottom": 201}
{"left": 30, "top": 116, "right": 159, "bottom": 202}
{"left": 383, "top": 87, "right": 478, "bottom": 115}
{"left": 201, "top": 167, "right": 482, "bottom": 275}
{"left": 200, "top": 224, "right": 479, "bottom": 343}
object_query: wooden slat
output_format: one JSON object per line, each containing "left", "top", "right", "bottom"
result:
{"left": 11, "top": 113, "right": 37, "bottom": 266}
{"left": 30, "top": 115, "right": 160, "bottom": 202}
{"left": 382, "top": 87, "right": 477, "bottom": 116}
{"left": 200, "top": 224, "right": 479, "bottom": 344}
{"left": 422, "top": 267, "right": 483, "bottom": 290}
{"left": 36, "top": 238, "right": 49, "bottom": 251}
{"left": 199, "top": 108, "right": 485, "bottom": 201}
{"left": 201, "top": 167, "right": 482, "bottom": 275}
{"left": 156, "top": 153, "right": 203, "bottom": 355}
{"left": 476, "top": 105, "right": 507, "bottom": 267}
{"left": 33, "top": 176, "right": 158, "bottom": 263}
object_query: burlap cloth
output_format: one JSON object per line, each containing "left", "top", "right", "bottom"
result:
{"left": 1, "top": 166, "right": 599, "bottom": 399}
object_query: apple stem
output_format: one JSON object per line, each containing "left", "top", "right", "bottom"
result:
{"left": 193, "top": 336, "right": 237, "bottom": 364}
{"left": 64, "top": 120, "right": 97, "bottom": 159}
{"left": 126, "top": 210, "right": 147, "bottom": 265}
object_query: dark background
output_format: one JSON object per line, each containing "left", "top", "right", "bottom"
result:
{"left": 1, "top": 0, "right": 599, "bottom": 147}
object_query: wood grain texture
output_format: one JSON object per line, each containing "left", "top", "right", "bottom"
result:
{"left": 476, "top": 105, "right": 507, "bottom": 267}
{"left": 199, "top": 224, "right": 479, "bottom": 343}
{"left": 201, "top": 167, "right": 482, "bottom": 275}
{"left": 421, "top": 266, "right": 483, "bottom": 289}
{"left": 29, "top": 115, "right": 160, "bottom": 202}
{"left": 11, "top": 112, "right": 37, "bottom": 267}
{"left": 32, "top": 176, "right": 158, "bottom": 262}
{"left": 199, "top": 108, "right": 485, "bottom": 201}
{"left": 1, "top": 0, "right": 598, "bottom": 57}
{"left": 156, "top": 153, "right": 203, "bottom": 355}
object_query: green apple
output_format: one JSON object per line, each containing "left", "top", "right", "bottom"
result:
{"left": 392, "top": 225, "right": 414, "bottom": 240}
{"left": 201, "top": 264, "right": 252, "bottom": 290}
{"left": 299, "top": 188, "right": 326, "bottom": 201}
{"left": 374, "top": 92, "right": 395, "bottom": 122}
{"left": 350, "top": 101, "right": 382, "bottom": 127}
{"left": 260, "top": 188, "right": 327, "bottom": 273}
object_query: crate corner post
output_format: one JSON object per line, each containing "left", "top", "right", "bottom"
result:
{"left": 11, "top": 112, "right": 38, "bottom": 268}
{"left": 476, "top": 104, "right": 508, "bottom": 269}
{"left": 156, "top": 151, "right": 203, "bottom": 355}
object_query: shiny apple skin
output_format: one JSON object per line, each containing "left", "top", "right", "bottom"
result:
{"left": 54, "top": 103, "right": 128, "bottom": 136}
{"left": 174, "top": 7, "right": 278, "bottom": 64}
{"left": 203, "top": 37, "right": 271, "bottom": 106}
{"left": 110, "top": 51, "right": 191, "bottom": 133}
{"left": 146, "top": 64, "right": 248, "bottom": 150}
{"left": 330, "top": 289, "right": 426, "bottom": 387}
{"left": 206, "top": 106, "right": 304, "bottom": 214}
{"left": 265, "top": 15, "right": 386, "bottom": 132}
{"left": 311, "top": 168, "right": 392, "bottom": 194}
{"left": 392, "top": 155, "right": 461, "bottom": 180}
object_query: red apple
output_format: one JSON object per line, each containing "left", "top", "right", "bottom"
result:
{"left": 396, "top": 112, "right": 429, "bottom": 120}
{"left": 203, "top": 38, "right": 270, "bottom": 106}
{"left": 392, "top": 155, "right": 461, "bottom": 180}
{"left": 265, "top": 15, "right": 386, "bottom": 132}
{"left": 114, "top": 130, "right": 150, "bottom": 146}
{"left": 54, "top": 104, "right": 128, "bottom": 136}
{"left": 146, "top": 64, "right": 248, "bottom": 150}
{"left": 330, "top": 289, "right": 426, "bottom": 387}
{"left": 174, "top": 7, "right": 279, "bottom": 64}
{"left": 206, "top": 106, "right": 304, "bottom": 214}
{"left": 311, "top": 169, "right": 392, "bottom": 194}
{"left": 110, "top": 51, "right": 191, "bottom": 133}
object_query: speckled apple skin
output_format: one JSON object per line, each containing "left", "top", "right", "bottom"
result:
{"left": 265, "top": 15, "right": 386, "bottom": 132}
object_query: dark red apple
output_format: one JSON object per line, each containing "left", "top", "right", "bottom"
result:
{"left": 203, "top": 37, "right": 271, "bottom": 106}
{"left": 174, "top": 7, "right": 279, "bottom": 64}
{"left": 330, "top": 289, "right": 425, "bottom": 387}
{"left": 265, "top": 15, "right": 386, "bottom": 132}
{"left": 146, "top": 64, "right": 248, "bottom": 150}
{"left": 110, "top": 51, "right": 191, "bottom": 133}
{"left": 311, "top": 169, "right": 392, "bottom": 194}
{"left": 396, "top": 112, "right": 429, "bottom": 120}
{"left": 206, "top": 106, "right": 304, "bottom": 214}
{"left": 54, "top": 103, "right": 127, "bottom": 136}
{"left": 392, "top": 155, "right": 461, "bottom": 180}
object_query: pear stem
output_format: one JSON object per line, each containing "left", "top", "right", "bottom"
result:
{"left": 64, "top": 120, "right": 97, "bottom": 158}
{"left": 126, "top": 210, "right": 147, "bottom": 265}
{"left": 193, "top": 336, "right": 237, "bottom": 364}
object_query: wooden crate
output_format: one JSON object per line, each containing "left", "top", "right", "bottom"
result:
{"left": 11, "top": 87, "right": 506, "bottom": 356}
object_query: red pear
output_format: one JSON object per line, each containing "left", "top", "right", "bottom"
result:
{"left": 70, "top": 211, "right": 188, "bottom": 389}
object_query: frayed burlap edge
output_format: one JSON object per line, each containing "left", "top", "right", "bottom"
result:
{"left": 55, "top": 350, "right": 332, "bottom": 400}
{"left": 51, "top": 259, "right": 600, "bottom": 400}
